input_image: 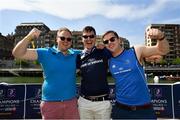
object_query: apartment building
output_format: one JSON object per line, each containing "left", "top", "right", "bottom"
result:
{"left": 72, "top": 31, "right": 83, "bottom": 49}
{"left": 0, "top": 33, "right": 14, "bottom": 60}
{"left": 14, "top": 22, "right": 51, "bottom": 48}
{"left": 145, "top": 24, "right": 180, "bottom": 62}
{"left": 14, "top": 22, "right": 130, "bottom": 50}
{"left": 120, "top": 37, "right": 130, "bottom": 49}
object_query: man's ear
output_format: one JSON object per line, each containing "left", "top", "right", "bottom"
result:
{"left": 81, "top": 37, "right": 84, "bottom": 42}
{"left": 118, "top": 38, "right": 122, "bottom": 44}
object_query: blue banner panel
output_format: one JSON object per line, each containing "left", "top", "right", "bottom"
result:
{"left": 173, "top": 83, "right": 180, "bottom": 119}
{"left": 25, "top": 84, "right": 42, "bottom": 119}
{"left": 148, "top": 84, "right": 173, "bottom": 118}
{"left": 0, "top": 84, "right": 25, "bottom": 119}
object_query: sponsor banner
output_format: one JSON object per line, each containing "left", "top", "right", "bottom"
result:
{"left": 173, "top": 82, "right": 180, "bottom": 119}
{"left": 148, "top": 84, "right": 173, "bottom": 118}
{"left": 25, "top": 84, "right": 42, "bottom": 119}
{"left": 0, "top": 84, "right": 25, "bottom": 119}
{"left": 0, "top": 83, "right": 179, "bottom": 119}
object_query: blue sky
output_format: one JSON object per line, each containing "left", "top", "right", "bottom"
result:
{"left": 0, "top": 0, "right": 180, "bottom": 46}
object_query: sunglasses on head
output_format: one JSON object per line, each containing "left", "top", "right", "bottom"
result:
{"left": 58, "top": 36, "right": 72, "bottom": 42}
{"left": 103, "top": 37, "right": 116, "bottom": 44}
{"left": 82, "top": 35, "right": 95, "bottom": 39}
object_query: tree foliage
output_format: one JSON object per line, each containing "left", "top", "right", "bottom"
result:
{"left": 172, "top": 57, "right": 180, "bottom": 65}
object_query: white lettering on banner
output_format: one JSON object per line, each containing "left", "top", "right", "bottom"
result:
{"left": 151, "top": 99, "right": 167, "bottom": 104}
{"left": 0, "top": 100, "right": 20, "bottom": 104}
{"left": 153, "top": 106, "right": 165, "bottom": 111}
{"left": 30, "top": 99, "right": 41, "bottom": 104}
{"left": 113, "top": 69, "right": 132, "bottom": 75}
{"left": 81, "top": 59, "right": 103, "bottom": 68}
{"left": 4, "top": 107, "right": 16, "bottom": 111}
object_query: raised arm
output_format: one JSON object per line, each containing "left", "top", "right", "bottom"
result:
{"left": 12, "top": 28, "right": 41, "bottom": 60}
{"left": 145, "top": 55, "right": 162, "bottom": 63}
{"left": 135, "top": 28, "right": 169, "bottom": 63}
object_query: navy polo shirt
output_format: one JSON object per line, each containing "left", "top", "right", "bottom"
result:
{"left": 77, "top": 47, "right": 112, "bottom": 96}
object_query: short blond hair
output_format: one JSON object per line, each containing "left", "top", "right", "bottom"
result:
{"left": 57, "top": 27, "right": 72, "bottom": 36}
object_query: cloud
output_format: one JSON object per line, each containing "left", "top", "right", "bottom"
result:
{"left": 0, "top": 0, "right": 104, "bottom": 19}
{"left": 0, "top": 0, "right": 32, "bottom": 12}
{"left": 0, "top": 0, "right": 180, "bottom": 21}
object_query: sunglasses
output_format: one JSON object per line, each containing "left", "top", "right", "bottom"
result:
{"left": 58, "top": 36, "right": 72, "bottom": 42}
{"left": 82, "top": 35, "right": 95, "bottom": 39}
{"left": 103, "top": 37, "right": 116, "bottom": 44}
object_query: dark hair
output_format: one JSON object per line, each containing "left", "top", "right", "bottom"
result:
{"left": 102, "top": 30, "right": 119, "bottom": 39}
{"left": 82, "top": 26, "right": 96, "bottom": 35}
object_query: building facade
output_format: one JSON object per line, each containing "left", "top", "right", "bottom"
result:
{"left": 14, "top": 22, "right": 131, "bottom": 51}
{"left": 72, "top": 31, "right": 83, "bottom": 49}
{"left": 14, "top": 22, "right": 51, "bottom": 48}
{"left": 145, "top": 24, "right": 180, "bottom": 63}
{"left": 0, "top": 33, "right": 14, "bottom": 60}
{"left": 120, "top": 37, "right": 130, "bottom": 49}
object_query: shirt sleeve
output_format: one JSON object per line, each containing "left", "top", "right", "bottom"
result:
{"left": 36, "top": 48, "right": 47, "bottom": 63}
{"left": 103, "top": 48, "right": 112, "bottom": 59}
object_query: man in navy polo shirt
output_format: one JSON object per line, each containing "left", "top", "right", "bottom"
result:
{"left": 77, "top": 26, "right": 112, "bottom": 119}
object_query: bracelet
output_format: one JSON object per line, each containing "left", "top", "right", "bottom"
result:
{"left": 159, "top": 35, "right": 165, "bottom": 41}
{"left": 24, "top": 35, "right": 33, "bottom": 42}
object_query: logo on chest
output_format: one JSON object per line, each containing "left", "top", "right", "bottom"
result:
{"left": 81, "top": 59, "right": 103, "bottom": 68}
{"left": 111, "top": 59, "right": 132, "bottom": 75}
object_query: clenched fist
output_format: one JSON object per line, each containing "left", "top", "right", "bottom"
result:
{"left": 26, "top": 28, "right": 41, "bottom": 40}
{"left": 146, "top": 28, "right": 164, "bottom": 40}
